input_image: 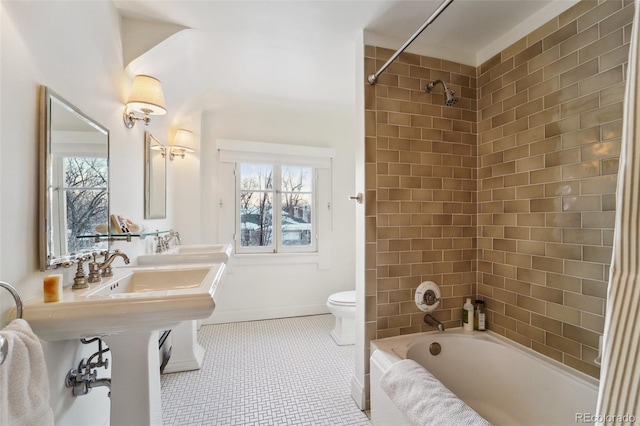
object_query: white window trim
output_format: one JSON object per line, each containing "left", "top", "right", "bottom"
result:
{"left": 217, "top": 139, "right": 334, "bottom": 168}
{"left": 235, "top": 163, "right": 318, "bottom": 254}
{"left": 217, "top": 139, "right": 334, "bottom": 269}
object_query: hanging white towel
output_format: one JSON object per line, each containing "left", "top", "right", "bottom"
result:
{"left": 0, "top": 319, "right": 54, "bottom": 426}
{"left": 381, "top": 359, "right": 491, "bottom": 426}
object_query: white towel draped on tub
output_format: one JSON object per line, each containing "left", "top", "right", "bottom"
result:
{"left": 0, "top": 319, "right": 54, "bottom": 426}
{"left": 381, "top": 359, "right": 491, "bottom": 426}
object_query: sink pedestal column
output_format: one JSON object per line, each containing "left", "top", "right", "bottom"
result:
{"left": 103, "top": 330, "right": 162, "bottom": 426}
{"left": 163, "top": 320, "right": 204, "bottom": 373}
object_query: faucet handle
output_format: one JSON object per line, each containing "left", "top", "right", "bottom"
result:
{"left": 423, "top": 289, "right": 441, "bottom": 306}
{"left": 72, "top": 256, "right": 89, "bottom": 290}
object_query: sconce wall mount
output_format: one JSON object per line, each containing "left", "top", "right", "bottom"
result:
{"left": 170, "top": 129, "right": 196, "bottom": 161}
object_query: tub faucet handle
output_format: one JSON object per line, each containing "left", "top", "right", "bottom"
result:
{"left": 423, "top": 289, "right": 440, "bottom": 306}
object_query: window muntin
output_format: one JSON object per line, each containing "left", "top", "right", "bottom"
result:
{"left": 237, "top": 163, "right": 315, "bottom": 253}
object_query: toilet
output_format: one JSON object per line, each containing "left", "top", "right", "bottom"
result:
{"left": 326, "top": 290, "right": 356, "bottom": 345}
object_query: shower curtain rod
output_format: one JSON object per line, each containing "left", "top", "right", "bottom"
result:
{"left": 367, "top": 0, "right": 455, "bottom": 85}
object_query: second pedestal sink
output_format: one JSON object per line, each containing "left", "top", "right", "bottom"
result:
{"left": 137, "top": 243, "right": 232, "bottom": 266}
{"left": 22, "top": 263, "right": 226, "bottom": 426}
{"left": 135, "top": 243, "right": 233, "bottom": 374}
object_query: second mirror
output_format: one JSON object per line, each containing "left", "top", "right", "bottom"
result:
{"left": 144, "top": 131, "right": 166, "bottom": 219}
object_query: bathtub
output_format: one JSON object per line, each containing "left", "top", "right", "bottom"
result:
{"left": 370, "top": 329, "right": 599, "bottom": 425}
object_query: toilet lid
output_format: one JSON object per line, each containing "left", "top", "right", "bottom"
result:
{"left": 328, "top": 291, "right": 356, "bottom": 306}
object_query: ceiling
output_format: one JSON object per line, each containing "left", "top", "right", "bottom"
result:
{"left": 114, "top": 0, "right": 579, "bottom": 120}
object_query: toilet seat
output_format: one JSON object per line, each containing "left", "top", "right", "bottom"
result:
{"left": 328, "top": 291, "right": 356, "bottom": 307}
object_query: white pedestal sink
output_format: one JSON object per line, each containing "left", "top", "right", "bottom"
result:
{"left": 136, "top": 243, "right": 232, "bottom": 373}
{"left": 137, "top": 243, "right": 232, "bottom": 266}
{"left": 22, "top": 263, "right": 225, "bottom": 426}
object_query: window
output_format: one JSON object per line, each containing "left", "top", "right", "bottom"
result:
{"left": 217, "top": 139, "right": 334, "bottom": 266}
{"left": 52, "top": 156, "right": 108, "bottom": 254}
{"left": 236, "top": 163, "right": 315, "bottom": 253}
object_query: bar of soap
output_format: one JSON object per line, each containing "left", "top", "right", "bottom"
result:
{"left": 43, "top": 274, "right": 63, "bottom": 303}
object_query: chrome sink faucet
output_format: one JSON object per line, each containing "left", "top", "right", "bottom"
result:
{"left": 169, "top": 230, "right": 181, "bottom": 246}
{"left": 88, "top": 250, "right": 130, "bottom": 284}
{"left": 156, "top": 230, "right": 181, "bottom": 253}
{"left": 164, "top": 229, "right": 181, "bottom": 247}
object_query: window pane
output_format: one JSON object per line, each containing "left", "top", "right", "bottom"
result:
{"left": 64, "top": 157, "right": 108, "bottom": 188}
{"left": 240, "top": 163, "right": 273, "bottom": 190}
{"left": 281, "top": 193, "right": 312, "bottom": 247}
{"left": 66, "top": 188, "right": 108, "bottom": 253}
{"left": 281, "top": 165, "right": 312, "bottom": 192}
{"left": 240, "top": 191, "right": 273, "bottom": 248}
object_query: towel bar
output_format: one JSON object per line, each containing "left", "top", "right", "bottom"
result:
{"left": 0, "top": 281, "right": 24, "bottom": 365}
{"left": 0, "top": 281, "right": 23, "bottom": 319}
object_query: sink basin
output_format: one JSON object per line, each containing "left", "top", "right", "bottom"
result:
{"left": 137, "top": 243, "right": 232, "bottom": 266}
{"left": 86, "top": 267, "right": 213, "bottom": 297}
{"left": 22, "top": 263, "right": 225, "bottom": 341}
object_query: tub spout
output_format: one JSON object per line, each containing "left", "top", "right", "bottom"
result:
{"left": 424, "top": 314, "right": 445, "bottom": 332}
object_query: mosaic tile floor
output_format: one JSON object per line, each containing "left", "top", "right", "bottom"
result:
{"left": 161, "top": 315, "right": 371, "bottom": 426}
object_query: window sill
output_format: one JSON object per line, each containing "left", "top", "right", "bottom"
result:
{"left": 231, "top": 252, "right": 320, "bottom": 267}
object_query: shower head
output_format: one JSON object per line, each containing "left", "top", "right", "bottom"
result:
{"left": 425, "top": 80, "right": 458, "bottom": 106}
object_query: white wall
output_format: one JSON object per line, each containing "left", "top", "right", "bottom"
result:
{"left": 179, "top": 96, "right": 357, "bottom": 323}
{"left": 1, "top": 0, "right": 359, "bottom": 423}
{"left": 0, "top": 1, "right": 172, "bottom": 424}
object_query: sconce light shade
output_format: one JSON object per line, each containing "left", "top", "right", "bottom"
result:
{"left": 123, "top": 75, "right": 167, "bottom": 128}
{"left": 170, "top": 129, "right": 196, "bottom": 160}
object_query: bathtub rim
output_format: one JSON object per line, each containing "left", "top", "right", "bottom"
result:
{"left": 370, "top": 327, "right": 599, "bottom": 390}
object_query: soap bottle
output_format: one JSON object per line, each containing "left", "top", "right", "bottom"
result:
{"left": 474, "top": 300, "right": 486, "bottom": 331}
{"left": 463, "top": 298, "right": 474, "bottom": 331}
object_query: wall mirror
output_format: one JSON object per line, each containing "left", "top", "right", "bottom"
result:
{"left": 39, "top": 86, "right": 109, "bottom": 270}
{"left": 144, "top": 131, "right": 166, "bottom": 219}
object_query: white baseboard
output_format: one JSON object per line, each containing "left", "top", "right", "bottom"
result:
{"left": 201, "top": 304, "right": 330, "bottom": 325}
{"left": 351, "top": 375, "right": 368, "bottom": 410}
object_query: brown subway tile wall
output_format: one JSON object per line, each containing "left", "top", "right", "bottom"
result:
{"left": 364, "top": 45, "right": 478, "bottom": 346}
{"left": 364, "top": 0, "right": 632, "bottom": 380}
{"left": 477, "top": 0, "right": 631, "bottom": 378}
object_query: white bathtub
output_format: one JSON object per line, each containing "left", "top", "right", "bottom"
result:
{"left": 370, "top": 329, "right": 599, "bottom": 425}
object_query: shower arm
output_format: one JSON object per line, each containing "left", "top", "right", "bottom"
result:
{"left": 426, "top": 79, "right": 446, "bottom": 92}
{"left": 367, "top": 0, "right": 455, "bottom": 85}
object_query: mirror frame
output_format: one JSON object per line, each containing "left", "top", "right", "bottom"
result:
{"left": 39, "top": 86, "right": 110, "bottom": 270}
{"left": 144, "top": 131, "right": 167, "bottom": 219}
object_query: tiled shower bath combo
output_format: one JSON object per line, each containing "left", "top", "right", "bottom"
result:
{"left": 364, "top": 0, "right": 633, "bottom": 382}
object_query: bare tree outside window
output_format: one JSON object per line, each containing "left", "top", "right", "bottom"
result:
{"left": 239, "top": 164, "right": 273, "bottom": 248}
{"left": 280, "top": 166, "right": 312, "bottom": 247}
{"left": 238, "top": 163, "right": 314, "bottom": 252}
{"left": 64, "top": 157, "right": 108, "bottom": 253}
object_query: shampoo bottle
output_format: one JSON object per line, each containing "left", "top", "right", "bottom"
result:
{"left": 463, "top": 298, "right": 474, "bottom": 331}
{"left": 475, "top": 299, "right": 486, "bottom": 331}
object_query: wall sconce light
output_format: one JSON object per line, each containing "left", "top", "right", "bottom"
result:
{"left": 170, "top": 129, "right": 196, "bottom": 160}
{"left": 123, "top": 75, "right": 167, "bottom": 129}
{"left": 149, "top": 143, "right": 167, "bottom": 158}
